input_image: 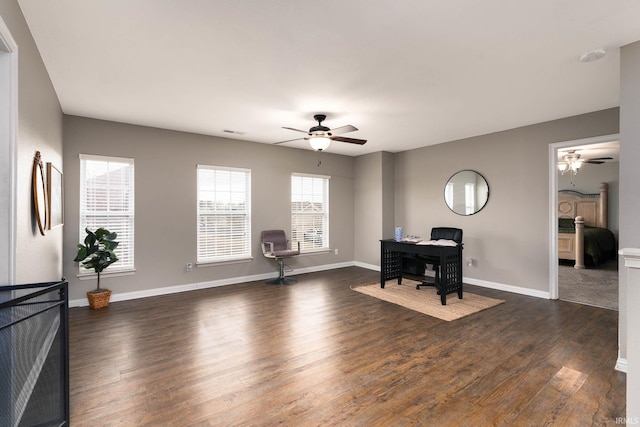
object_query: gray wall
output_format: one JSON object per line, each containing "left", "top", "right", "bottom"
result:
{"left": 620, "top": 42, "right": 640, "bottom": 252}
{"left": 0, "top": 4, "right": 63, "bottom": 424}
{"left": 0, "top": 0, "right": 63, "bottom": 285}
{"left": 62, "top": 116, "right": 356, "bottom": 301}
{"left": 353, "top": 151, "right": 396, "bottom": 267}
{"left": 390, "top": 108, "right": 619, "bottom": 294}
{"left": 381, "top": 152, "right": 395, "bottom": 243}
{"left": 619, "top": 40, "right": 640, "bottom": 386}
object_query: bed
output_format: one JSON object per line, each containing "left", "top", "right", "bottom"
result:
{"left": 558, "top": 182, "right": 617, "bottom": 268}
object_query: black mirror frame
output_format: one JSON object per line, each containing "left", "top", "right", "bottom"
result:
{"left": 444, "top": 169, "right": 490, "bottom": 216}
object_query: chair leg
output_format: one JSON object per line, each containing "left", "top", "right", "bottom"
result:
{"left": 265, "top": 258, "right": 297, "bottom": 285}
{"left": 417, "top": 264, "right": 439, "bottom": 290}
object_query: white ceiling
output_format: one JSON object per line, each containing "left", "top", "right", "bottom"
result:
{"left": 17, "top": 0, "right": 640, "bottom": 156}
{"left": 558, "top": 140, "right": 620, "bottom": 162}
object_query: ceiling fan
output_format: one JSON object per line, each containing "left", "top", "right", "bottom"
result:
{"left": 275, "top": 114, "right": 367, "bottom": 151}
{"left": 558, "top": 150, "right": 613, "bottom": 175}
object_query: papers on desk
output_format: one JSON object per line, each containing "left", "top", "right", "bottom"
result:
{"left": 402, "top": 238, "right": 422, "bottom": 243}
{"left": 416, "top": 239, "right": 458, "bottom": 246}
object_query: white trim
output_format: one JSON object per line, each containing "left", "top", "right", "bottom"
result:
{"left": 300, "top": 248, "right": 331, "bottom": 255}
{"left": 79, "top": 153, "right": 134, "bottom": 164}
{"left": 68, "top": 261, "right": 558, "bottom": 307}
{"left": 548, "top": 134, "right": 619, "bottom": 300}
{"left": 463, "top": 276, "right": 551, "bottom": 299}
{"left": 0, "top": 16, "right": 18, "bottom": 287}
{"left": 196, "top": 257, "right": 253, "bottom": 267}
{"left": 77, "top": 269, "right": 136, "bottom": 280}
{"left": 355, "top": 262, "right": 551, "bottom": 299}
{"left": 196, "top": 165, "right": 252, "bottom": 263}
{"left": 289, "top": 261, "right": 354, "bottom": 275}
{"left": 616, "top": 357, "right": 628, "bottom": 373}
{"left": 291, "top": 174, "right": 330, "bottom": 250}
{"left": 354, "top": 261, "right": 380, "bottom": 271}
{"left": 292, "top": 172, "right": 331, "bottom": 180}
{"left": 620, "top": 248, "right": 640, "bottom": 268}
{"left": 69, "top": 261, "right": 356, "bottom": 307}
{"left": 197, "top": 164, "right": 251, "bottom": 173}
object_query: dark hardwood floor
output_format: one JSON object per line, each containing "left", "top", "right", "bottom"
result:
{"left": 68, "top": 267, "right": 625, "bottom": 426}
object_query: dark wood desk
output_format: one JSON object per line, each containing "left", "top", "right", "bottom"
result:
{"left": 380, "top": 239, "right": 463, "bottom": 305}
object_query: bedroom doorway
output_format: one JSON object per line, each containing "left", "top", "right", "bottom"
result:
{"left": 549, "top": 135, "right": 620, "bottom": 310}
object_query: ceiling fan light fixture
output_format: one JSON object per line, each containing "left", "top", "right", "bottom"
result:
{"left": 309, "top": 136, "right": 331, "bottom": 151}
{"left": 558, "top": 150, "right": 589, "bottom": 181}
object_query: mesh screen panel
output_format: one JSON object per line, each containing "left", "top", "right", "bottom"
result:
{"left": 0, "top": 281, "right": 68, "bottom": 427}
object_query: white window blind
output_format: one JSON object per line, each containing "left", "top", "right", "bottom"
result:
{"left": 79, "top": 154, "right": 135, "bottom": 273}
{"left": 197, "top": 165, "right": 252, "bottom": 263}
{"left": 291, "top": 173, "right": 329, "bottom": 252}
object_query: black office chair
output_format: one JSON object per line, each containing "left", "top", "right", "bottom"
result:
{"left": 261, "top": 230, "right": 300, "bottom": 285}
{"left": 416, "top": 227, "right": 463, "bottom": 291}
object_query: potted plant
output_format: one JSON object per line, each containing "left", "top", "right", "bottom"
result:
{"left": 74, "top": 227, "right": 119, "bottom": 309}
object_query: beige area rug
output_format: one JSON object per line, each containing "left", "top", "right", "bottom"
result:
{"left": 351, "top": 279, "right": 505, "bottom": 321}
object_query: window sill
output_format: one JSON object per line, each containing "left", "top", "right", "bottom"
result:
{"left": 77, "top": 269, "right": 136, "bottom": 280}
{"left": 196, "top": 257, "right": 253, "bottom": 268}
{"left": 300, "top": 248, "right": 331, "bottom": 255}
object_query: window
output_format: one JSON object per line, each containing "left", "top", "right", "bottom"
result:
{"left": 465, "top": 183, "right": 476, "bottom": 215}
{"left": 291, "top": 173, "right": 329, "bottom": 252}
{"left": 79, "top": 154, "right": 135, "bottom": 273}
{"left": 197, "top": 165, "right": 251, "bottom": 263}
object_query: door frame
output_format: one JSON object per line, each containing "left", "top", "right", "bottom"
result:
{"left": 0, "top": 15, "right": 18, "bottom": 287}
{"left": 548, "top": 133, "right": 619, "bottom": 299}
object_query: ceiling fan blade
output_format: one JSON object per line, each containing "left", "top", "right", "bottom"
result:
{"left": 273, "top": 137, "right": 305, "bottom": 145}
{"left": 584, "top": 160, "right": 605, "bottom": 164}
{"left": 331, "top": 136, "right": 367, "bottom": 145}
{"left": 282, "top": 126, "right": 309, "bottom": 134}
{"left": 585, "top": 157, "right": 613, "bottom": 161}
{"left": 329, "top": 125, "right": 358, "bottom": 135}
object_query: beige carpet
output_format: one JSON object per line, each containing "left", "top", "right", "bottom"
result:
{"left": 558, "top": 259, "right": 618, "bottom": 311}
{"left": 351, "top": 279, "right": 505, "bottom": 321}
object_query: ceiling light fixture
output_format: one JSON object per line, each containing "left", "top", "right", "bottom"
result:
{"left": 579, "top": 48, "right": 606, "bottom": 63}
{"left": 309, "top": 135, "right": 331, "bottom": 151}
{"left": 558, "top": 150, "right": 583, "bottom": 182}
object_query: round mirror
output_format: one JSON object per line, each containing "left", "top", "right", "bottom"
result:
{"left": 444, "top": 170, "right": 489, "bottom": 216}
{"left": 33, "top": 151, "right": 47, "bottom": 235}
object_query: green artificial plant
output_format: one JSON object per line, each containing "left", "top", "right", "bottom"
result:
{"left": 74, "top": 227, "right": 119, "bottom": 291}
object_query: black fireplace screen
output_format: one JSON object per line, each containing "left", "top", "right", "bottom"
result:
{"left": 0, "top": 279, "right": 69, "bottom": 427}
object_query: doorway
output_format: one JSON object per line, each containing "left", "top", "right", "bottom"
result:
{"left": 549, "top": 134, "right": 620, "bottom": 309}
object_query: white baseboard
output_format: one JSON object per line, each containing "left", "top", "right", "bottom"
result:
{"left": 69, "top": 261, "right": 552, "bottom": 307}
{"left": 289, "top": 261, "right": 355, "bottom": 275}
{"left": 463, "top": 277, "right": 551, "bottom": 299}
{"left": 354, "top": 263, "right": 550, "bottom": 299}
{"left": 353, "top": 261, "right": 379, "bottom": 271}
{"left": 616, "top": 357, "right": 628, "bottom": 373}
{"left": 69, "top": 261, "right": 356, "bottom": 307}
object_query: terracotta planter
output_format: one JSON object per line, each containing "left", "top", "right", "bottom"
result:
{"left": 86, "top": 289, "right": 112, "bottom": 309}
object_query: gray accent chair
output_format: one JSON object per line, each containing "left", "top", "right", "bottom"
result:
{"left": 261, "top": 230, "right": 300, "bottom": 285}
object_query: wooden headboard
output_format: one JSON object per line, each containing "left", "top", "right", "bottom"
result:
{"left": 558, "top": 182, "right": 608, "bottom": 228}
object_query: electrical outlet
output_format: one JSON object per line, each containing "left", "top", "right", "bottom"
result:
{"left": 466, "top": 258, "right": 473, "bottom": 267}
{"left": 186, "top": 263, "right": 193, "bottom": 271}
{"left": 335, "top": 248, "right": 339, "bottom": 255}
